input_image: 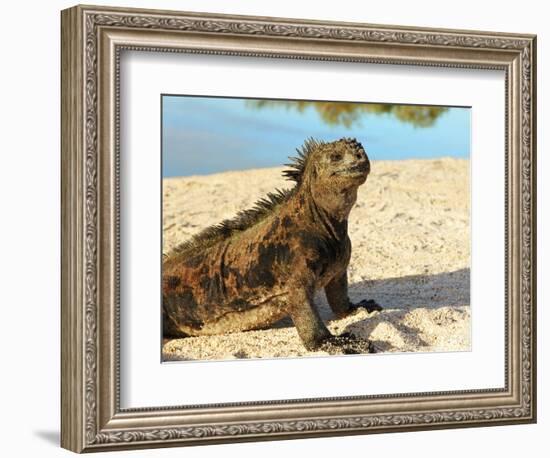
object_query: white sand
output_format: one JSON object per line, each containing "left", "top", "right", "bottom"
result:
{"left": 162, "top": 158, "right": 470, "bottom": 361}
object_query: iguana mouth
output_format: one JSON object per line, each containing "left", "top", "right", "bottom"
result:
{"left": 334, "top": 163, "right": 369, "bottom": 177}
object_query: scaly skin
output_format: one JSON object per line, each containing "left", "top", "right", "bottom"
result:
{"left": 162, "top": 138, "right": 382, "bottom": 354}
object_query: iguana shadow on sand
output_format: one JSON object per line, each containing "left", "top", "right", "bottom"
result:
{"left": 162, "top": 137, "right": 382, "bottom": 355}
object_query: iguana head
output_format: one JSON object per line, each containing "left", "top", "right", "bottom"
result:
{"left": 284, "top": 137, "right": 371, "bottom": 220}
{"left": 284, "top": 137, "right": 370, "bottom": 185}
{"left": 312, "top": 137, "right": 370, "bottom": 184}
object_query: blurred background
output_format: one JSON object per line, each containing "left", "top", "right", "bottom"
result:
{"left": 162, "top": 95, "right": 470, "bottom": 177}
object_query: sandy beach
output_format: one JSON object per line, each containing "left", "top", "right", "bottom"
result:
{"left": 162, "top": 158, "right": 470, "bottom": 361}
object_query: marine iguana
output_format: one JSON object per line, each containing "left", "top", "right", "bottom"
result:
{"left": 162, "top": 137, "right": 382, "bottom": 354}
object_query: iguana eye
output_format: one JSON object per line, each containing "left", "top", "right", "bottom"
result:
{"left": 330, "top": 153, "right": 343, "bottom": 162}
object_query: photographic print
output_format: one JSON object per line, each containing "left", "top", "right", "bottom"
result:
{"left": 161, "top": 95, "right": 471, "bottom": 362}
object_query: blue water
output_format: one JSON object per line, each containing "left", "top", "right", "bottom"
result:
{"left": 162, "top": 95, "right": 470, "bottom": 177}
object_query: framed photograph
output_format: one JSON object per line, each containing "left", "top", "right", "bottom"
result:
{"left": 61, "top": 4, "right": 537, "bottom": 453}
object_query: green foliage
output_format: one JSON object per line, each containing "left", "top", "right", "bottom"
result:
{"left": 247, "top": 100, "right": 448, "bottom": 128}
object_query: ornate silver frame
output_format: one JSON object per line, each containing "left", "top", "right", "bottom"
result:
{"left": 61, "top": 4, "right": 537, "bottom": 453}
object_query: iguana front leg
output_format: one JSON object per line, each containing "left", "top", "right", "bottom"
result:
{"left": 288, "top": 288, "right": 332, "bottom": 350}
{"left": 325, "top": 271, "right": 382, "bottom": 317}
{"left": 288, "top": 286, "right": 374, "bottom": 354}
